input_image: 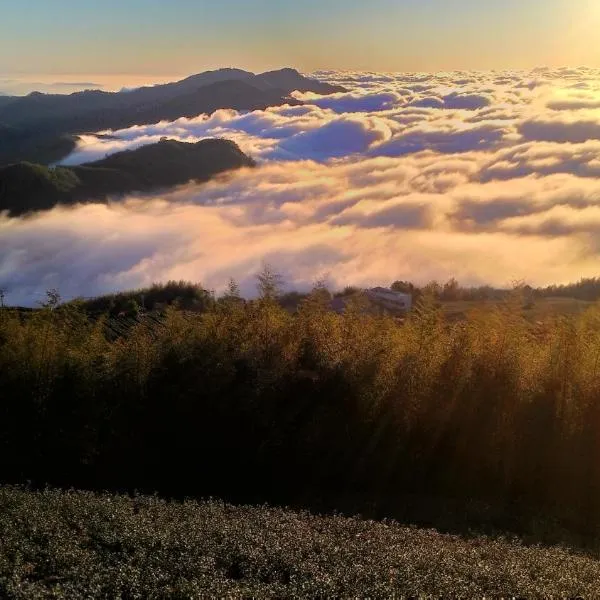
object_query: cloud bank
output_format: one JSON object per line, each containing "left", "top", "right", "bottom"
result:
{"left": 3, "top": 67, "right": 600, "bottom": 304}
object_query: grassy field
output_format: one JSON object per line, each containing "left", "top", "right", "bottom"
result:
{"left": 1, "top": 487, "right": 600, "bottom": 598}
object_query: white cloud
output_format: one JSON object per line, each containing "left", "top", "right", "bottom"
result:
{"left": 519, "top": 113, "right": 600, "bottom": 143}
{"left": 292, "top": 90, "right": 406, "bottom": 113}
{"left": 4, "top": 67, "right": 600, "bottom": 304}
{"left": 442, "top": 92, "right": 493, "bottom": 110}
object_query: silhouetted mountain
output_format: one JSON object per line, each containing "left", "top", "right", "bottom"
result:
{"left": 6, "top": 80, "right": 299, "bottom": 137}
{"left": 254, "top": 68, "right": 343, "bottom": 94}
{"left": 0, "top": 68, "right": 344, "bottom": 166}
{"left": 0, "top": 124, "right": 20, "bottom": 141}
{"left": 0, "top": 128, "right": 77, "bottom": 167}
{"left": 123, "top": 68, "right": 257, "bottom": 103}
{"left": 0, "top": 138, "right": 254, "bottom": 216}
{"left": 0, "top": 96, "right": 17, "bottom": 109}
{"left": 0, "top": 68, "right": 343, "bottom": 127}
{"left": 115, "top": 80, "right": 301, "bottom": 125}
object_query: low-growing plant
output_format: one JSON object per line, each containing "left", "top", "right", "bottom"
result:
{"left": 1, "top": 486, "right": 600, "bottom": 597}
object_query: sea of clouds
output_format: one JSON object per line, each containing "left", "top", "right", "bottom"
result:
{"left": 3, "top": 67, "right": 600, "bottom": 304}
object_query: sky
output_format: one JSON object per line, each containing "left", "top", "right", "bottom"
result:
{"left": 3, "top": 2, "right": 600, "bottom": 303}
{"left": 1, "top": 0, "right": 600, "bottom": 83}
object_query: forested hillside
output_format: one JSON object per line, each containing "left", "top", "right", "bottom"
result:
{"left": 0, "top": 139, "right": 254, "bottom": 215}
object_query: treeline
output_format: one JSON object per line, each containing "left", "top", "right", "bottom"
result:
{"left": 535, "top": 277, "right": 600, "bottom": 302}
{"left": 1, "top": 278, "right": 600, "bottom": 538}
{"left": 6, "top": 274, "right": 600, "bottom": 316}
{"left": 390, "top": 278, "right": 501, "bottom": 302}
{"left": 392, "top": 276, "right": 600, "bottom": 303}
{"left": 77, "top": 281, "right": 215, "bottom": 317}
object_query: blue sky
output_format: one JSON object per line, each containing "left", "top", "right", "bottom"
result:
{"left": 1, "top": 0, "right": 599, "bottom": 75}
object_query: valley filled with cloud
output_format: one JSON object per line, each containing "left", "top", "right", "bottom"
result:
{"left": 3, "top": 67, "right": 600, "bottom": 304}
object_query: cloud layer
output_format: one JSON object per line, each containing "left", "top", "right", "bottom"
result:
{"left": 3, "top": 67, "right": 600, "bottom": 304}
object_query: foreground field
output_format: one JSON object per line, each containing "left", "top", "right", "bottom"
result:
{"left": 1, "top": 487, "right": 600, "bottom": 598}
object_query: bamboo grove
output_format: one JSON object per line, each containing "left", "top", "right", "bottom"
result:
{"left": 1, "top": 282, "right": 600, "bottom": 537}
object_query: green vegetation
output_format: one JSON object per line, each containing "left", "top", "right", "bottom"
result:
{"left": 2, "top": 276, "right": 600, "bottom": 546}
{"left": 0, "top": 139, "right": 254, "bottom": 215}
{"left": 392, "top": 276, "right": 600, "bottom": 303}
{"left": 0, "top": 162, "right": 80, "bottom": 214}
{"left": 390, "top": 276, "right": 600, "bottom": 321}
{"left": 80, "top": 281, "right": 215, "bottom": 317}
{"left": 2, "top": 486, "right": 600, "bottom": 598}
{"left": 0, "top": 130, "right": 77, "bottom": 170}
{"left": 538, "top": 277, "right": 600, "bottom": 301}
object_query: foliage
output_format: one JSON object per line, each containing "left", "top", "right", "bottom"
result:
{"left": 2, "top": 486, "right": 600, "bottom": 597}
{"left": 390, "top": 276, "right": 600, "bottom": 303}
{"left": 74, "top": 280, "right": 214, "bottom": 316}
{"left": 256, "top": 263, "right": 285, "bottom": 300}
{"left": 0, "top": 139, "right": 254, "bottom": 216}
{"left": 38, "top": 288, "right": 62, "bottom": 310}
{"left": 2, "top": 289, "right": 600, "bottom": 542}
{"left": 536, "top": 277, "right": 600, "bottom": 301}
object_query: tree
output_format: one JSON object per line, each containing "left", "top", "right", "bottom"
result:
{"left": 422, "top": 280, "right": 442, "bottom": 299}
{"left": 219, "top": 278, "right": 245, "bottom": 311}
{"left": 302, "top": 279, "right": 332, "bottom": 311}
{"left": 40, "top": 288, "right": 61, "bottom": 310}
{"left": 442, "top": 278, "right": 460, "bottom": 301}
{"left": 335, "top": 286, "right": 361, "bottom": 298}
{"left": 311, "top": 278, "right": 332, "bottom": 304}
{"left": 123, "top": 298, "right": 140, "bottom": 318}
{"left": 256, "top": 263, "right": 284, "bottom": 301}
{"left": 225, "top": 278, "right": 241, "bottom": 300}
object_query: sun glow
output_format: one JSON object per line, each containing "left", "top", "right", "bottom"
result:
{"left": 561, "top": 0, "right": 600, "bottom": 65}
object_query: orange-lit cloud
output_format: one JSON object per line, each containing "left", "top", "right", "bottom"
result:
{"left": 3, "top": 67, "right": 600, "bottom": 304}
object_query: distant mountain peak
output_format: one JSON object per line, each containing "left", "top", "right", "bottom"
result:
{"left": 264, "top": 67, "right": 301, "bottom": 74}
{"left": 0, "top": 67, "right": 346, "bottom": 166}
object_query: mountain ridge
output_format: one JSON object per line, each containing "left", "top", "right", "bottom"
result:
{"left": 0, "top": 138, "right": 255, "bottom": 216}
{"left": 0, "top": 68, "right": 345, "bottom": 166}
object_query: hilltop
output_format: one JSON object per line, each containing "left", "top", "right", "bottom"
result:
{"left": 0, "top": 138, "right": 254, "bottom": 215}
{"left": 0, "top": 68, "right": 345, "bottom": 166}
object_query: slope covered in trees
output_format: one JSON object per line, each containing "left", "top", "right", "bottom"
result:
{"left": 0, "top": 138, "right": 255, "bottom": 215}
{"left": 79, "top": 281, "right": 215, "bottom": 317}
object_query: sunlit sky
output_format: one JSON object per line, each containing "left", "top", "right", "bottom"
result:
{"left": 2, "top": 0, "right": 600, "bottom": 80}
